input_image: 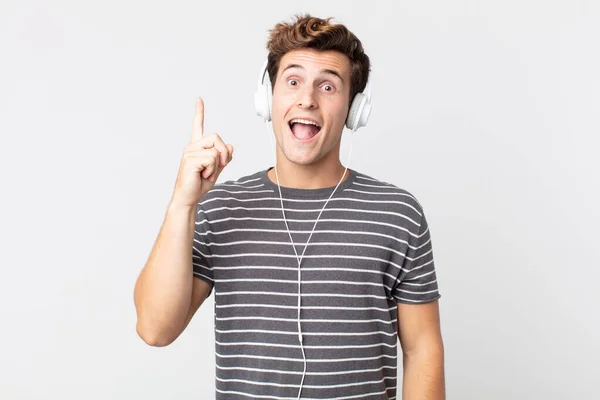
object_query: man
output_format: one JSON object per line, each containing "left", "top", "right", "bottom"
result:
{"left": 134, "top": 14, "right": 445, "bottom": 399}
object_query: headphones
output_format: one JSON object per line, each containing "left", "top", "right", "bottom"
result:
{"left": 254, "top": 58, "right": 372, "bottom": 131}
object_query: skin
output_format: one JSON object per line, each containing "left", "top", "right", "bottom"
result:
{"left": 398, "top": 300, "right": 446, "bottom": 399}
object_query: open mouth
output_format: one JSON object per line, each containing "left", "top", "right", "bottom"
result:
{"left": 288, "top": 118, "right": 321, "bottom": 141}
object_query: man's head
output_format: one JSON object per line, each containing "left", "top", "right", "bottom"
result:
{"left": 265, "top": 14, "right": 370, "bottom": 167}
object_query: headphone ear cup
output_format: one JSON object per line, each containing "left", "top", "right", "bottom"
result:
{"left": 254, "top": 80, "right": 271, "bottom": 122}
{"left": 265, "top": 79, "right": 272, "bottom": 121}
{"left": 346, "top": 93, "right": 364, "bottom": 131}
{"left": 345, "top": 92, "right": 372, "bottom": 131}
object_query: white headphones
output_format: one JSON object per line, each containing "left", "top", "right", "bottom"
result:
{"left": 254, "top": 58, "right": 372, "bottom": 131}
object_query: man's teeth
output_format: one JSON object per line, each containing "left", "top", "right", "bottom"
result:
{"left": 289, "top": 119, "right": 320, "bottom": 128}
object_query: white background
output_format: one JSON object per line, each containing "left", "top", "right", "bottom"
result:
{"left": 1, "top": 0, "right": 598, "bottom": 399}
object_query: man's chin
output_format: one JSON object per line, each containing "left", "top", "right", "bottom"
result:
{"left": 280, "top": 145, "right": 320, "bottom": 165}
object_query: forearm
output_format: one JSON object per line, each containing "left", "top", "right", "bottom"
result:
{"left": 402, "top": 343, "right": 445, "bottom": 400}
{"left": 134, "top": 200, "right": 197, "bottom": 346}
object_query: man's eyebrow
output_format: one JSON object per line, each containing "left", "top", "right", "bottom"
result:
{"left": 281, "top": 63, "right": 345, "bottom": 84}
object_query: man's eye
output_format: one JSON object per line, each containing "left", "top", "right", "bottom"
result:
{"left": 288, "top": 79, "right": 298, "bottom": 86}
{"left": 323, "top": 84, "right": 334, "bottom": 91}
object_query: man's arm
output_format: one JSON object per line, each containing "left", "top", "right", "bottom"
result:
{"left": 397, "top": 299, "right": 445, "bottom": 400}
{"left": 134, "top": 201, "right": 199, "bottom": 347}
{"left": 133, "top": 97, "right": 232, "bottom": 347}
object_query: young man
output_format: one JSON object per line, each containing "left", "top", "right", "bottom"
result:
{"left": 134, "top": 14, "right": 445, "bottom": 400}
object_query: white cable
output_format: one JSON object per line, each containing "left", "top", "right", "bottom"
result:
{"left": 265, "top": 121, "right": 355, "bottom": 399}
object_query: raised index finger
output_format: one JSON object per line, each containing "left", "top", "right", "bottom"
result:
{"left": 190, "top": 97, "right": 204, "bottom": 143}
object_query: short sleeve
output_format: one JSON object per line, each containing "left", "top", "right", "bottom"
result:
{"left": 391, "top": 209, "right": 441, "bottom": 304}
{"left": 192, "top": 202, "right": 214, "bottom": 298}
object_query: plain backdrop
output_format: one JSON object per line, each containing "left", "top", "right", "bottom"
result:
{"left": 1, "top": 0, "right": 598, "bottom": 399}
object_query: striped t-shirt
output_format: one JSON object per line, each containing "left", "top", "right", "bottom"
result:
{"left": 192, "top": 166, "right": 441, "bottom": 399}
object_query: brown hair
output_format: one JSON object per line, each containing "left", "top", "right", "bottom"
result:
{"left": 266, "top": 14, "right": 370, "bottom": 107}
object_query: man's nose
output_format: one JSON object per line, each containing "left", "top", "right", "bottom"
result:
{"left": 297, "top": 85, "right": 317, "bottom": 109}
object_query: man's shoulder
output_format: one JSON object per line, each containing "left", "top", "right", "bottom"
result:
{"left": 199, "top": 168, "right": 267, "bottom": 204}
{"left": 351, "top": 170, "right": 431, "bottom": 236}
{"left": 352, "top": 169, "right": 424, "bottom": 210}
{"left": 218, "top": 169, "right": 265, "bottom": 189}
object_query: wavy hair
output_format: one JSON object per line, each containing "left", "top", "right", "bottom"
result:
{"left": 266, "top": 14, "right": 370, "bottom": 106}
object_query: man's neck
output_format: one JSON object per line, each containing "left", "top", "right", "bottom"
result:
{"left": 267, "top": 162, "right": 350, "bottom": 189}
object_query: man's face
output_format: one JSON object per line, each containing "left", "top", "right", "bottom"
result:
{"left": 270, "top": 48, "right": 352, "bottom": 167}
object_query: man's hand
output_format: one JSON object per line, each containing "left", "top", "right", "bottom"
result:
{"left": 171, "top": 97, "right": 235, "bottom": 207}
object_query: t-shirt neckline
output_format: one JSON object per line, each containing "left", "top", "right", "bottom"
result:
{"left": 259, "top": 166, "right": 357, "bottom": 199}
